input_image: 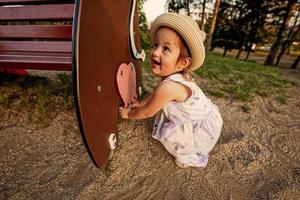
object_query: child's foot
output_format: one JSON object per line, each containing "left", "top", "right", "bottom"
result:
{"left": 175, "top": 159, "right": 190, "bottom": 168}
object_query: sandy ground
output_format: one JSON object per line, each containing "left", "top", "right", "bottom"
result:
{"left": 1, "top": 71, "right": 300, "bottom": 199}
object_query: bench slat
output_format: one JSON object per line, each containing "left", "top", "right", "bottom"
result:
{"left": 0, "top": 54, "right": 71, "bottom": 62}
{"left": 0, "top": 51, "right": 71, "bottom": 57}
{"left": 0, "top": 4, "right": 74, "bottom": 21}
{"left": 0, "top": 62, "right": 72, "bottom": 70}
{"left": 0, "top": 25, "right": 72, "bottom": 39}
{"left": 0, "top": 41, "right": 72, "bottom": 52}
{"left": 0, "top": 0, "right": 73, "bottom": 5}
{"left": 0, "top": 52, "right": 71, "bottom": 70}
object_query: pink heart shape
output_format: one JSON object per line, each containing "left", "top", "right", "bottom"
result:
{"left": 116, "top": 63, "right": 137, "bottom": 108}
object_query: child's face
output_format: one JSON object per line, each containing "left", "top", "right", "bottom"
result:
{"left": 151, "top": 27, "right": 186, "bottom": 77}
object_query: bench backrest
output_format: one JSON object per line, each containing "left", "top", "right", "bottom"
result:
{"left": 0, "top": 0, "right": 74, "bottom": 70}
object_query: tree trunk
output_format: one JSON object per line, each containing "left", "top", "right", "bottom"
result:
{"left": 265, "top": 0, "right": 297, "bottom": 66}
{"left": 223, "top": 46, "right": 227, "bottom": 57}
{"left": 200, "top": 0, "right": 206, "bottom": 30}
{"left": 236, "top": 38, "right": 246, "bottom": 59}
{"left": 206, "top": 0, "right": 221, "bottom": 53}
{"left": 275, "top": 12, "right": 300, "bottom": 66}
{"left": 236, "top": 48, "right": 243, "bottom": 59}
{"left": 275, "top": 25, "right": 299, "bottom": 66}
{"left": 186, "top": 0, "right": 191, "bottom": 16}
{"left": 290, "top": 55, "right": 300, "bottom": 69}
{"left": 245, "top": 50, "right": 251, "bottom": 61}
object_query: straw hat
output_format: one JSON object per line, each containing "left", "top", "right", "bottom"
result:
{"left": 150, "top": 13, "right": 206, "bottom": 71}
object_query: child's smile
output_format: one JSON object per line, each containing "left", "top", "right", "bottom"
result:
{"left": 152, "top": 57, "right": 161, "bottom": 66}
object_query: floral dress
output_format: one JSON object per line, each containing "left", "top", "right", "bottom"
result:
{"left": 152, "top": 74, "right": 223, "bottom": 167}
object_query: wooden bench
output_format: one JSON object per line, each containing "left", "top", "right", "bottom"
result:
{"left": 0, "top": 0, "right": 74, "bottom": 71}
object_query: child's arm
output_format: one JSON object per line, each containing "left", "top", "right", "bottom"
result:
{"left": 132, "top": 95, "right": 152, "bottom": 108}
{"left": 120, "top": 81, "right": 190, "bottom": 119}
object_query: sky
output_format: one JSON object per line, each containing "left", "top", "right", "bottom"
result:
{"left": 143, "top": 0, "right": 167, "bottom": 25}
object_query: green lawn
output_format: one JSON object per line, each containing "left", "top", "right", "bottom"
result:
{"left": 0, "top": 53, "right": 295, "bottom": 119}
{"left": 196, "top": 53, "right": 295, "bottom": 102}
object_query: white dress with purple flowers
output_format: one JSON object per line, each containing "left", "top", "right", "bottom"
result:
{"left": 152, "top": 73, "right": 223, "bottom": 167}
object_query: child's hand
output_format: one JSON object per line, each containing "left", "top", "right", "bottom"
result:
{"left": 131, "top": 99, "right": 140, "bottom": 108}
{"left": 119, "top": 107, "right": 130, "bottom": 119}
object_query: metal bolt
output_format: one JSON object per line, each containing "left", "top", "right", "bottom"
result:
{"left": 97, "top": 85, "right": 102, "bottom": 92}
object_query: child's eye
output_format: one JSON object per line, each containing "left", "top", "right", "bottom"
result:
{"left": 152, "top": 43, "right": 158, "bottom": 49}
{"left": 163, "top": 46, "right": 170, "bottom": 52}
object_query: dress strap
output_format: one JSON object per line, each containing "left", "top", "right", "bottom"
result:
{"left": 161, "top": 73, "right": 193, "bottom": 86}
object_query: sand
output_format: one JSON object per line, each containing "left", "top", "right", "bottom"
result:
{"left": 0, "top": 73, "right": 299, "bottom": 199}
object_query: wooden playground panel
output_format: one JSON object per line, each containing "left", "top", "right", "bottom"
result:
{"left": 0, "top": 0, "right": 143, "bottom": 168}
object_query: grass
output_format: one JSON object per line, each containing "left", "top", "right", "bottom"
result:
{"left": 195, "top": 53, "right": 295, "bottom": 102}
{"left": 240, "top": 104, "right": 251, "bottom": 113}
{"left": 141, "top": 49, "right": 152, "bottom": 72}
{"left": 0, "top": 94, "right": 9, "bottom": 107}
{"left": 0, "top": 73, "right": 73, "bottom": 121}
{"left": 275, "top": 93, "right": 289, "bottom": 105}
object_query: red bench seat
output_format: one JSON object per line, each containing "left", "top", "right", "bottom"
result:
{"left": 0, "top": 0, "right": 74, "bottom": 71}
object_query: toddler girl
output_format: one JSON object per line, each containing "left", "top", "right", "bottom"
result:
{"left": 120, "top": 13, "right": 223, "bottom": 168}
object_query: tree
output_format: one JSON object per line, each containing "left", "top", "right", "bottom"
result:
{"left": 166, "top": 0, "right": 190, "bottom": 14}
{"left": 137, "top": 0, "right": 151, "bottom": 50}
{"left": 206, "top": 0, "right": 221, "bottom": 52}
{"left": 234, "top": 0, "right": 268, "bottom": 60}
{"left": 265, "top": 0, "right": 298, "bottom": 66}
{"left": 199, "top": 0, "right": 207, "bottom": 30}
{"left": 290, "top": 55, "right": 299, "bottom": 69}
{"left": 275, "top": 10, "right": 300, "bottom": 66}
